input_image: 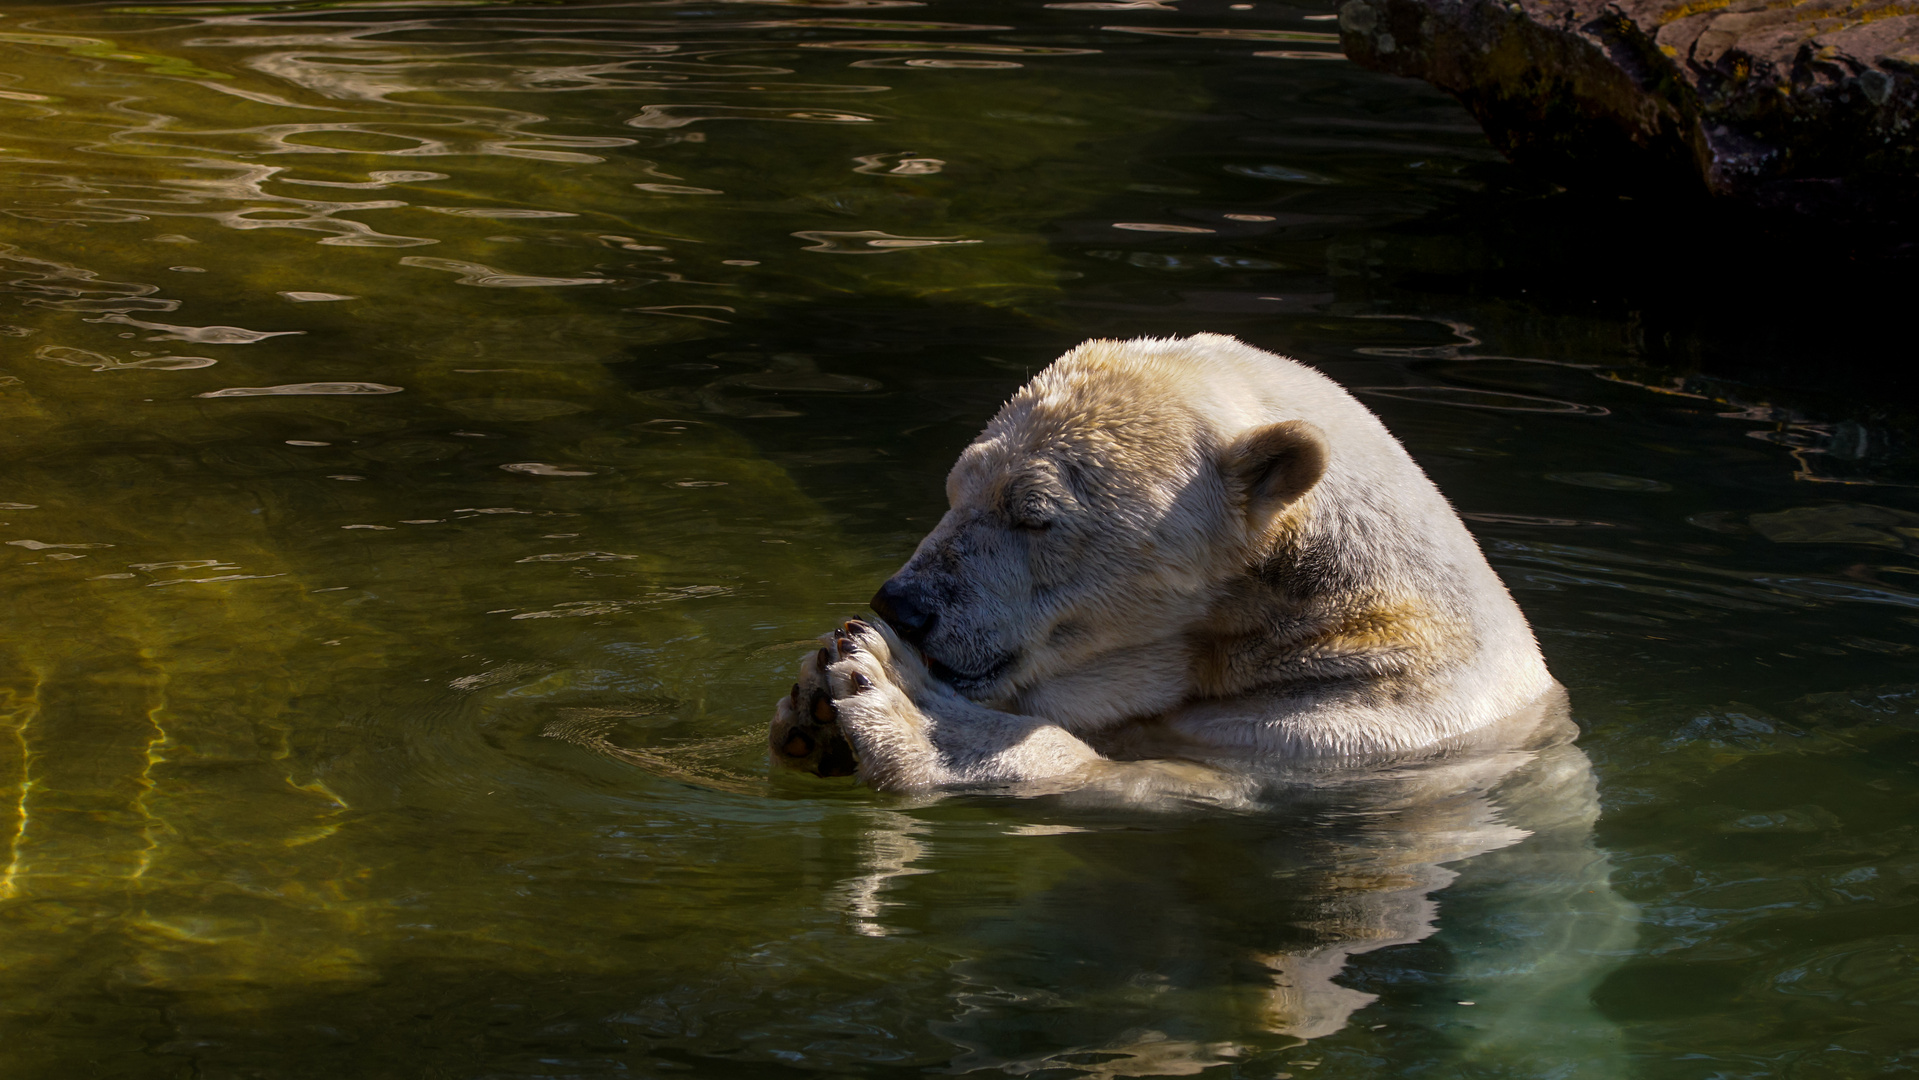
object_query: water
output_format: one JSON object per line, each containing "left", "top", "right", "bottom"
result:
{"left": 1, "top": 1, "right": 1915, "bottom": 1076}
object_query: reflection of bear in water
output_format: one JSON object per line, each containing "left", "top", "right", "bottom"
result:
{"left": 823, "top": 697, "right": 1632, "bottom": 1074}
{"left": 769, "top": 335, "right": 1634, "bottom": 1068}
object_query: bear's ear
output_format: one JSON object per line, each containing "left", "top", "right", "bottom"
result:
{"left": 1220, "top": 420, "right": 1327, "bottom": 525}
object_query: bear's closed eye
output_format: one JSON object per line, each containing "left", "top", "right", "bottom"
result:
{"left": 1006, "top": 483, "right": 1066, "bottom": 531}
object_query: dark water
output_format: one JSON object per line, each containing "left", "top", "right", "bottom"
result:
{"left": 1, "top": 1, "right": 1915, "bottom": 1077}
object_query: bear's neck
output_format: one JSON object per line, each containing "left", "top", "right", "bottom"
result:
{"left": 1185, "top": 498, "right": 1468, "bottom": 701}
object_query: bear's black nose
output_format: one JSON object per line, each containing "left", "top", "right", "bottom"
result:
{"left": 870, "top": 578, "right": 936, "bottom": 646}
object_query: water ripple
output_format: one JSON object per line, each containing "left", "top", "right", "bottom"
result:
{"left": 282, "top": 170, "right": 449, "bottom": 189}
{"left": 195, "top": 382, "right": 402, "bottom": 397}
{"left": 799, "top": 40, "right": 1099, "bottom": 54}
{"left": 778, "top": 19, "right": 1010, "bottom": 30}
{"left": 397, "top": 257, "right": 609, "bottom": 287}
{"left": 1544, "top": 471, "right": 1672, "bottom": 492}
{"left": 499, "top": 463, "right": 601, "bottom": 477}
{"left": 625, "top": 105, "right": 879, "bottom": 129}
{"left": 849, "top": 57, "right": 1021, "bottom": 69}
{"left": 516, "top": 551, "right": 640, "bottom": 563}
{"left": 1358, "top": 386, "right": 1609, "bottom": 416}
{"left": 1111, "top": 222, "right": 1215, "bottom": 233}
{"left": 1100, "top": 26, "right": 1342, "bottom": 43}
{"left": 852, "top": 152, "right": 945, "bottom": 174}
{"left": 446, "top": 398, "right": 590, "bottom": 420}
{"left": 509, "top": 587, "right": 731, "bottom": 620}
{"left": 1227, "top": 163, "right": 1337, "bottom": 184}
{"left": 422, "top": 207, "right": 578, "bottom": 219}
{"left": 1252, "top": 50, "right": 1350, "bottom": 60}
{"left": 1492, "top": 539, "right": 1919, "bottom": 611}
{"left": 86, "top": 313, "right": 304, "bottom": 343}
{"left": 6, "top": 539, "right": 112, "bottom": 550}
{"left": 792, "top": 229, "right": 981, "bottom": 253}
{"left": 2, "top": 243, "right": 179, "bottom": 313}
{"left": 36, "top": 346, "right": 216, "bottom": 371}
{"left": 147, "top": 572, "right": 285, "bottom": 587}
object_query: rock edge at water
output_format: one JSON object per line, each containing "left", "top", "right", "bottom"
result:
{"left": 1338, "top": 0, "right": 1919, "bottom": 225}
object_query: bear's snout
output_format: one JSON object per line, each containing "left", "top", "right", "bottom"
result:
{"left": 870, "top": 578, "right": 937, "bottom": 647}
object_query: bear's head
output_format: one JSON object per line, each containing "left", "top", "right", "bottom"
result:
{"left": 869, "top": 337, "right": 1328, "bottom": 727}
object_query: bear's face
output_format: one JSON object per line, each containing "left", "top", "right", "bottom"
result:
{"left": 873, "top": 435, "right": 1216, "bottom": 709}
{"left": 869, "top": 362, "right": 1326, "bottom": 720}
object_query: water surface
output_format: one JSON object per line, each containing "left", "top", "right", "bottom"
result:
{"left": 1, "top": 1, "right": 1915, "bottom": 1077}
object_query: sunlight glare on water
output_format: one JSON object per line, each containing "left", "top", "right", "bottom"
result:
{"left": 0, "top": 1, "right": 1914, "bottom": 1077}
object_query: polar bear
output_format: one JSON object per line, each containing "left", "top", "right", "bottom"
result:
{"left": 769, "top": 333, "right": 1558, "bottom": 793}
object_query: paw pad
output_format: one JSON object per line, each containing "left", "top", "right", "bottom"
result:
{"left": 768, "top": 619, "right": 889, "bottom": 779}
{"left": 770, "top": 676, "right": 859, "bottom": 778}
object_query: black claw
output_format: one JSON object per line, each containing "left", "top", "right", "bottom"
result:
{"left": 789, "top": 682, "right": 800, "bottom": 704}
{"left": 815, "top": 646, "right": 831, "bottom": 668}
{"left": 853, "top": 673, "right": 873, "bottom": 691}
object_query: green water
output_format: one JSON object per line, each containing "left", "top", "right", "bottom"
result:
{"left": 1, "top": 1, "right": 1914, "bottom": 1076}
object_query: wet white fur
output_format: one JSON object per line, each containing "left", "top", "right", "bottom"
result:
{"left": 779, "top": 333, "right": 1557, "bottom": 793}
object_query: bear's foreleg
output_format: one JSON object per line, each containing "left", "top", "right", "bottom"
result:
{"left": 770, "top": 620, "right": 1099, "bottom": 792}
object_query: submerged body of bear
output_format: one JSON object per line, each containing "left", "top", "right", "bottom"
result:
{"left": 771, "top": 333, "right": 1557, "bottom": 792}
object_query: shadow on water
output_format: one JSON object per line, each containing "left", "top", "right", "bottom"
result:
{"left": 1374, "top": 185, "right": 1919, "bottom": 439}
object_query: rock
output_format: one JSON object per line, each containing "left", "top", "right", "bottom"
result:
{"left": 1338, "top": 0, "right": 1919, "bottom": 225}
